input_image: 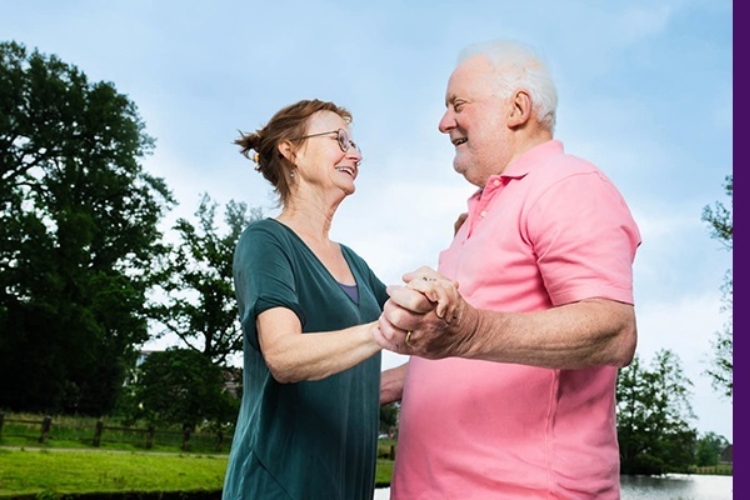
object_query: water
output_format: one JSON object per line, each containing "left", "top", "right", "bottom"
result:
{"left": 620, "top": 474, "right": 732, "bottom": 500}
{"left": 373, "top": 474, "right": 732, "bottom": 499}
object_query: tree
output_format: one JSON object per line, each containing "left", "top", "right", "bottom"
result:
{"left": 149, "top": 193, "right": 260, "bottom": 366}
{"left": 0, "top": 41, "right": 174, "bottom": 415}
{"left": 701, "top": 174, "right": 732, "bottom": 398}
{"left": 617, "top": 349, "right": 698, "bottom": 475}
{"left": 695, "top": 431, "right": 729, "bottom": 467}
{"left": 380, "top": 403, "right": 399, "bottom": 436}
{"left": 130, "top": 348, "right": 238, "bottom": 429}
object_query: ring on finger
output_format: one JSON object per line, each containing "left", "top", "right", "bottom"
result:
{"left": 405, "top": 330, "right": 414, "bottom": 347}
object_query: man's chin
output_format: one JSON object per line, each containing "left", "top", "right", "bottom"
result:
{"left": 453, "top": 160, "right": 472, "bottom": 180}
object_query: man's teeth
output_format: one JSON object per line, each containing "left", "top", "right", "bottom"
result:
{"left": 454, "top": 138, "right": 467, "bottom": 146}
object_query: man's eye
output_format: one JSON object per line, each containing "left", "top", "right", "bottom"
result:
{"left": 454, "top": 102, "right": 465, "bottom": 112}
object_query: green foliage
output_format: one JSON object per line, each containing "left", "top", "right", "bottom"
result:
{"left": 701, "top": 174, "right": 732, "bottom": 398}
{"left": 0, "top": 41, "right": 175, "bottom": 416}
{"left": 149, "top": 194, "right": 261, "bottom": 366}
{"left": 379, "top": 403, "right": 399, "bottom": 435}
{"left": 129, "top": 349, "right": 238, "bottom": 429}
{"left": 695, "top": 431, "right": 729, "bottom": 467}
{"left": 617, "top": 349, "right": 698, "bottom": 475}
{"left": 701, "top": 175, "right": 733, "bottom": 249}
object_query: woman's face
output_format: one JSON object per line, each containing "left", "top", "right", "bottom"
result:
{"left": 292, "top": 110, "right": 363, "bottom": 199}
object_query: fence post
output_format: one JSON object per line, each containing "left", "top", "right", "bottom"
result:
{"left": 216, "top": 428, "right": 224, "bottom": 452}
{"left": 182, "top": 424, "right": 191, "bottom": 452}
{"left": 146, "top": 426, "right": 155, "bottom": 449}
{"left": 93, "top": 421, "right": 103, "bottom": 447}
{"left": 39, "top": 416, "right": 52, "bottom": 443}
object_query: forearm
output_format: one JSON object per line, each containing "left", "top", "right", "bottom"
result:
{"left": 459, "top": 298, "right": 637, "bottom": 369}
{"left": 380, "top": 362, "right": 408, "bottom": 404}
{"left": 258, "top": 309, "right": 382, "bottom": 383}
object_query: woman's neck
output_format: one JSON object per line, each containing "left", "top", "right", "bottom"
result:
{"left": 277, "top": 198, "right": 340, "bottom": 246}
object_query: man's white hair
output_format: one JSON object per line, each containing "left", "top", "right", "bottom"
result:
{"left": 458, "top": 39, "right": 558, "bottom": 133}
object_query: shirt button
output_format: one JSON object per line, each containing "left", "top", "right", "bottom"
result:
{"left": 493, "top": 179, "right": 500, "bottom": 187}
{"left": 480, "top": 211, "right": 487, "bottom": 217}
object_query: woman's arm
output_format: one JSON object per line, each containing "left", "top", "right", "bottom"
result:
{"left": 257, "top": 306, "right": 382, "bottom": 383}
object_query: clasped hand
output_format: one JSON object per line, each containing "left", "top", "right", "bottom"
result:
{"left": 373, "top": 266, "right": 476, "bottom": 359}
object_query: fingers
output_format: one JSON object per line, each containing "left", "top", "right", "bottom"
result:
{"left": 402, "top": 266, "right": 439, "bottom": 284}
{"left": 404, "top": 277, "right": 461, "bottom": 324}
{"left": 373, "top": 318, "right": 400, "bottom": 351}
{"left": 387, "top": 285, "right": 434, "bottom": 314}
{"left": 377, "top": 296, "right": 428, "bottom": 352}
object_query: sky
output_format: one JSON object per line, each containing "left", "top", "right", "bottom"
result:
{"left": 1, "top": 1, "right": 733, "bottom": 440}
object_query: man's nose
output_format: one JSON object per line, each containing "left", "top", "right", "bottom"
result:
{"left": 438, "top": 109, "right": 454, "bottom": 133}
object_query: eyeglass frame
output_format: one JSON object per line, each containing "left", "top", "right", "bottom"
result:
{"left": 298, "top": 128, "right": 360, "bottom": 154}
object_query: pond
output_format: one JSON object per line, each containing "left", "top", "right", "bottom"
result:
{"left": 374, "top": 474, "right": 732, "bottom": 500}
{"left": 620, "top": 474, "right": 731, "bottom": 500}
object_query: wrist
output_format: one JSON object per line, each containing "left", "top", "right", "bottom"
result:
{"left": 453, "top": 301, "right": 482, "bottom": 357}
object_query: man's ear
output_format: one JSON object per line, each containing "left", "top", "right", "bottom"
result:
{"left": 507, "top": 90, "right": 532, "bottom": 128}
{"left": 278, "top": 140, "right": 296, "bottom": 163}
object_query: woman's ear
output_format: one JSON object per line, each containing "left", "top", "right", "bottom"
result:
{"left": 278, "top": 140, "right": 296, "bottom": 163}
{"left": 507, "top": 90, "right": 532, "bottom": 128}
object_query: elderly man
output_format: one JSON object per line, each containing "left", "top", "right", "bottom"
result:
{"left": 377, "top": 39, "right": 641, "bottom": 499}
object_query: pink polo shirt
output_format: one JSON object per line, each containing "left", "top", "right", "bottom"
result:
{"left": 391, "top": 140, "right": 641, "bottom": 499}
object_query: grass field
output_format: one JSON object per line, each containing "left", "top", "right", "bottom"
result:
{"left": 0, "top": 442, "right": 396, "bottom": 498}
{"left": 0, "top": 416, "right": 729, "bottom": 497}
{"left": 0, "top": 447, "right": 227, "bottom": 498}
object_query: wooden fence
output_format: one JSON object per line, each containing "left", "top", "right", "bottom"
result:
{"left": 0, "top": 413, "right": 232, "bottom": 452}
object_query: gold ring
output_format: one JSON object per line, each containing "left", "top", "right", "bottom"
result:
{"left": 405, "top": 331, "right": 414, "bottom": 347}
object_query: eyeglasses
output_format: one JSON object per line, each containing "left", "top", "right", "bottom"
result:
{"left": 299, "top": 128, "right": 360, "bottom": 154}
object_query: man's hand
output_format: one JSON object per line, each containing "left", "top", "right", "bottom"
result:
{"left": 373, "top": 266, "right": 479, "bottom": 359}
{"left": 454, "top": 212, "right": 468, "bottom": 236}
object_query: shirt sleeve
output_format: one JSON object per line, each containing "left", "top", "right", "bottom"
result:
{"left": 233, "top": 222, "right": 306, "bottom": 351}
{"left": 526, "top": 170, "right": 642, "bottom": 306}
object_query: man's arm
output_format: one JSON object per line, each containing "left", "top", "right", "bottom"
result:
{"left": 376, "top": 280, "right": 637, "bottom": 370}
{"left": 380, "top": 362, "right": 409, "bottom": 405}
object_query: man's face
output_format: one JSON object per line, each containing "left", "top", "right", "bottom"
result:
{"left": 438, "top": 54, "right": 512, "bottom": 187}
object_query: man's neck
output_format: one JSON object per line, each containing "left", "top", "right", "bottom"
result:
{"left": 499, "top": 129, "right": 554, "bottom": 176}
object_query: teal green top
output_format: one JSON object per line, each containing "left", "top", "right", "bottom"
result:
{"left": 222, "top": 219, "right": 387, "bottom": 500}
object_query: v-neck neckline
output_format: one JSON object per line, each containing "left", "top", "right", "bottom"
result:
{"left": 269, "top": 218, "right": 360, "bottom": 306}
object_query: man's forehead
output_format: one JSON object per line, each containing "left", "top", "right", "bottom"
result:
{"left": 444, "top": 59, "right": 493, "bottom": 104}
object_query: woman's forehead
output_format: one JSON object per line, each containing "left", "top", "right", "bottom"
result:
{"left": 307, "top": 110, "right": 349, "bottom": 131}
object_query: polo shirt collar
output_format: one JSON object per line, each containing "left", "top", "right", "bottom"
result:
{"left": 470, "top": 139, "right": 564, "bottom": 200}
{"left": 502, "top": 139, "right": 563, "bottom": 178}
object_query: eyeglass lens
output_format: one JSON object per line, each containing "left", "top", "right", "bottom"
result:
{"left": 337, "top": 129, "right": 359, "bottom": 153}
{"left": 336, "top": 130, "right": 348, "bottom": 152}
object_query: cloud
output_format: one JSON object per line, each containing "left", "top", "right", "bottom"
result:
{"left": 614, "top": 5, "right": 674, "bottom": 46}
{"left": 332, "top": 179, "right": 475, "bottom": 285}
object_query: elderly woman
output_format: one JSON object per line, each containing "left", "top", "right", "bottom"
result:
{"left": 222, "top": 99, "right": 387, "bottom": 500}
